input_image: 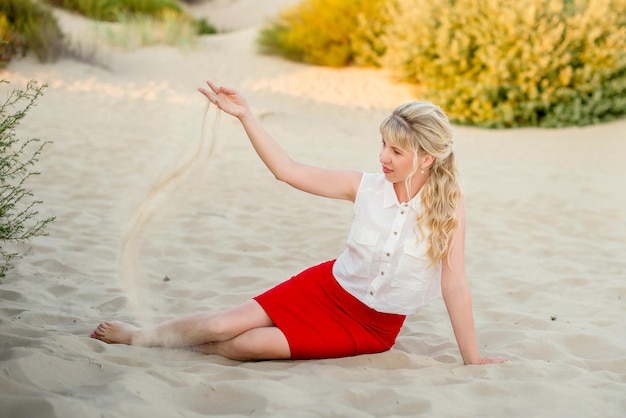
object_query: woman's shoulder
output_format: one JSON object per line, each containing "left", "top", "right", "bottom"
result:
{"left": 354, "top": 172, "right": 386, "bottom": 199}
{"left": 361, "top": 172, "right": 385, "bottom": 184}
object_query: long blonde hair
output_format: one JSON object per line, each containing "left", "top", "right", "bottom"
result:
{"left": 379, "top": 101, "right": 462, "bottom": 265}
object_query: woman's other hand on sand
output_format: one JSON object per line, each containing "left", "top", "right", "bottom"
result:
{"left": 467, "top": 356, "right": 508, "bottom": 365}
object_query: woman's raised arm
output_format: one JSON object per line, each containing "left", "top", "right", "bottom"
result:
{"left": 198, "top": 81, "right": 362, "bottom": 202}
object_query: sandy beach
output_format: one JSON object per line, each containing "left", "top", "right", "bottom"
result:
{"left": 1, "top": 1, "right": 625, "bottom": 417}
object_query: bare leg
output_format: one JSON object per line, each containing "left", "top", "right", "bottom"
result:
{"left": 91, "top": 300, "right": 274, "bottom": 348}
{"left": 192, "top": 327, "right": 291, "bottom": 361}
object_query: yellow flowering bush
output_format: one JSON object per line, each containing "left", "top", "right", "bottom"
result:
{"left": 383, "top": 0, "right": 626, "bottom": 127}
{"left": 261, "top": 0, "right": 626, "bottom": 128}
{"left": 258, "top": 0, "right": 388, "bottom": 67}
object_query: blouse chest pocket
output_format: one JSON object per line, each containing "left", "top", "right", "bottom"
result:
{"left": 402, "top": 237, "right": 429, "bottom": 259}
{"left": 349, "top": 222, "right": 380, "bottom": 247}
{"left": 392, "top": 238, "right": 432, "bottom": 290}
{"left": 343, "top": 222, "right": 380, "bottom": 279}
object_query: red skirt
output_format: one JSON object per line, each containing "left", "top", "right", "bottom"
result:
{"left": 254, "top": 260, "right": 406, "bottom": 360}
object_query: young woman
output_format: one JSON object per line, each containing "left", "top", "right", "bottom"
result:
{"left": 91, "top": 81, "right": 506, "bottom": 365}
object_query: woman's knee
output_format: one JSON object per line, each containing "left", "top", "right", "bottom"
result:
{"left": 223, "top": 327, "right": 291, "bottom": 361}
{"left": 204, "top": 312, "right": 238, "bottom": 341}
{"left": 208, "top": 301, "right": 274, "bottom": 341}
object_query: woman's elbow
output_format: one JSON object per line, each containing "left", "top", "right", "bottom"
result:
{"left": 441, "top": 276, "right": 470, "bottom": 297}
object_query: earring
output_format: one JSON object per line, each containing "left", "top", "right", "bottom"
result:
{"left": 421, "top": 169, "right": 425, "bottom": 174}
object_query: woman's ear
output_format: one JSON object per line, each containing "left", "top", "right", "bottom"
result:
{"left": 422, "top": 154, "right": 435, "bottom": 170}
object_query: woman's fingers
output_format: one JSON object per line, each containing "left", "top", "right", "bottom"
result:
{"left": 197, "top": 88, "right": 217, "bottom": 103}
{"left": 197, "top": 87, "right": 210, "bottom": 97}
{"left": 478, "top": 356, "right": 508, "bottom": 364}
{"left": 206, "top": 80, "right": 240, "bottom": 97}
{"left": 206, "top": 80, "right": 220, "bottom": 94}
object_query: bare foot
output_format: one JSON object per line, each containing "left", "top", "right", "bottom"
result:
{"left": 91, "top": 321, "right": 139, "bottom": 345}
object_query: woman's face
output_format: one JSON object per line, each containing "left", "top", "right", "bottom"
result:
{"left": 379, "top": 138, "right": 417, "bottom": 184}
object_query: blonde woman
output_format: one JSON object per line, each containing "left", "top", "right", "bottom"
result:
{"left": 91, "top": 81, "right": 506, "bottom": 365}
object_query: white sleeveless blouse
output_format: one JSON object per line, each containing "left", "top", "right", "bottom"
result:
{"left": 333, "top": 172, "right": 442, "bottom": 315}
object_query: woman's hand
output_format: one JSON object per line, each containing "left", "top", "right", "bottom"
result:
{"left": 197, "top": 80, "right": 248, "bottom": 119}
{"left": 465, "top": 356, "right": 508, "bottom": 365}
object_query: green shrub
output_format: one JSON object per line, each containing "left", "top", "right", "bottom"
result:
{"left": 258, "top": 0, "right": 388, "bottom": 67}
{"left": 44, "top": 0, "right": 182, "bottom": 22}
{"left": 61, "top": 0, "right": 119, "bottom": 22}
{"left": 383, "top": 0, "right": 626, "bottom": 127}
{"left": 0, "top": 16, "right": 20, "bottom": 63}
{"left": 0, "top": 80, "right": 54, "bottom": 278}
{"left": 44, "top": 0, "right": 216, "bottom": 36}
{"left": 195, "top": 17, "right": 217, "bottom": 36}
{"left": 101, "top": 8, "right": 202, "bottom": 49}
{"left": 116, "top": 0, "right": 182, "bottom": 15}
{"left": 0, "top": 0, "right": 64, "bottom": 64}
